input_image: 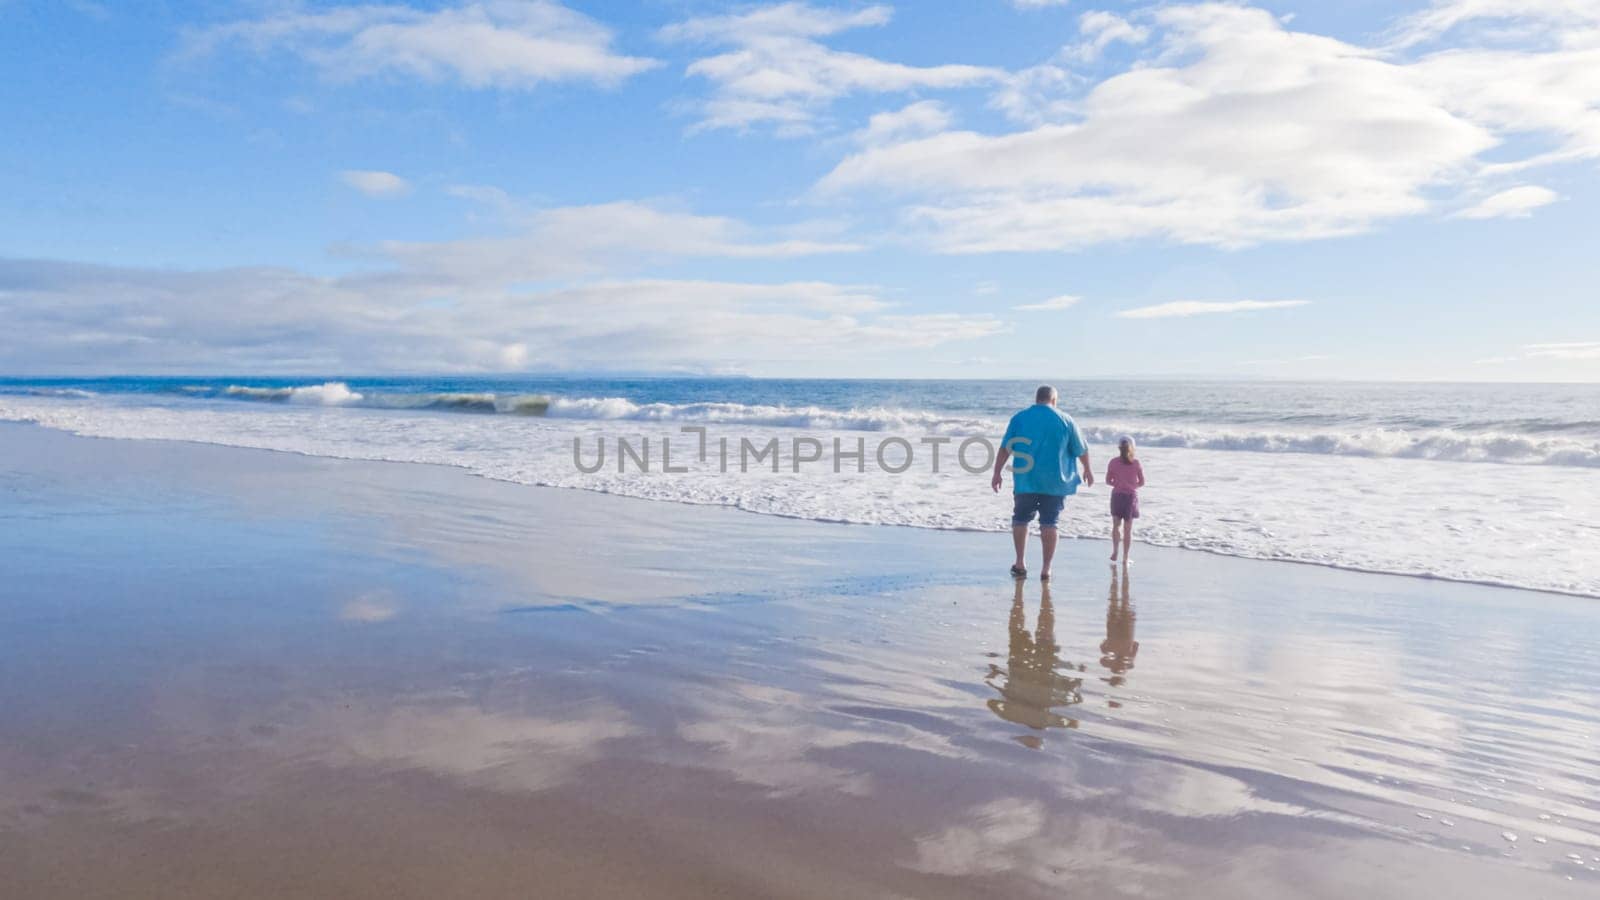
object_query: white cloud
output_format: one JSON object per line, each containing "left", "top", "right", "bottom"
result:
{"left": 377, "top": 200, "right": 862, "bottom": 282}
{"left": 989, "top": 13, "right": 1148, "bottom": 125}
{"left": 183, "top": 1, "right": 657, "bottom": 89}
{"left": 445, "top": 183, "right": 520, "bottom": 218}
{"left": 0, "top": 231, "right": 1000, "bottom": 374}
{"left": 1454, "top": 185, "right": 1560, "bottom": 218}
{"left": 988, "top": 62, "right": 1083, "bottom": 126}
{"left": 1012, "top": 294, "right": 1081, "bottom": 311}
{"left": 660, "top": 2, "right": 895, "bottom": 41}
{"left": 3, "top": 186, "right": 1002, "bottom": 375}
{"left": 1525, "top": 341, "right": 1600, "bottom": 359}
{"left": 819, "top": 3, "right": 1600, "bottom": 250}
{"left": 1115, "top": 300, "right": 1309, "bottom": 319}
{"left": 1411, "top": 40, "right": 1600, "bottom": 175}
{"left": 823, "top": 6, "right": 1493, "bottom": 249}
{"left": 854, "top": 100, "right": 953, "bottom": 145}
{"left": 1474, "top": 341, "right": 1600, "bottom": 365}
{"left": 1391, "top": 0, "right": 1600, "bottom": 47}
{"left": 1239, "top": 353, "right": 1334, "bottom": 366}
{"left": 1069, "top": 11, "right": 1150, "bottom": 62}
{"left": 662, "top": 2, "right": 1000, "bottom": 133}
{"left": 340, "top": 169, "right": 411, "bottom": 197}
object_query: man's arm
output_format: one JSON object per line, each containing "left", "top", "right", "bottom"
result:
{"left": 1069, "top": 419, "right": 1093, "bottom": 487}
{"left": 991, "top": 446, "right": 1010, "bottom": 493}
{"left": 993, "top": 417, "right": 1018, "bottom": 493}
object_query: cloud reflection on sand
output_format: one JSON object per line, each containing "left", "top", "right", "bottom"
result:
{"left": 7, "top": 426, "right": 1598, "bottom": 898}
{"left": 910, "top": 798, "right": 1174, "bottom": 884}
{"left": 142, "top": 660, "right": 638, "bottom": 797}
{"left": 677, "top": 683, "right": 878, "bottom": 796}
{"left": 670, "top": 569, "right": 1600, "bottom": 884}
{"left": 294, "top": 701, "right": 637, "bottom": 792}
{"left": 339, "top": 591, "right": 401, "bottom": 623}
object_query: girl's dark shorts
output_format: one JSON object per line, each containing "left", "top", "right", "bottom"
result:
{"left": 1110, "top": 491, "right": 1140, "bottom": 520}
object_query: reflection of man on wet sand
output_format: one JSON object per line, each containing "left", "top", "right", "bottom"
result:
{"left": 1100, "top": 569, "right": 1139, "bottom": 687}
{"left": 985, "top": 581, "right": 1084, "bottom": 741}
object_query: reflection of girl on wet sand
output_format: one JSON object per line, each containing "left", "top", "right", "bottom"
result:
{"left": 1099, "top": 570, "right": 1139, "bottom": 687}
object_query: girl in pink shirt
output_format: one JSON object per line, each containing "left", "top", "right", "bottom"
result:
{"left": 1105, "top": 436, "right": 1145, "bottom": 564}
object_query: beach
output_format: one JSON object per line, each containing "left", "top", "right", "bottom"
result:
{"left": 2, "top": 421, "right": 1596, "bottom": 898}
{"left": 11, "top": 0, "right": 1600, "bottom": 894}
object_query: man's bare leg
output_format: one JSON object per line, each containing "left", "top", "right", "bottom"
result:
{"left": 1040, "top": 527, "right": 1058, "bottom": 580}
{"left": 1012, "top": 524, "right": 1029, "bottom": 571}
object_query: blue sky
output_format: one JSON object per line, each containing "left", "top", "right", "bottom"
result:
{"left": 2, "top": 0, "right": 1598, "bottom": 379}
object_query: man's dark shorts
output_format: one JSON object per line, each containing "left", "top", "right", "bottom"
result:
{"left": 1012, "top": 493, "right": 1066, "bottom": 528}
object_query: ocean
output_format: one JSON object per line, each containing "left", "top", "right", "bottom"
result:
{"left": 2, "top": 377, "right": 1596, "bottom": 597}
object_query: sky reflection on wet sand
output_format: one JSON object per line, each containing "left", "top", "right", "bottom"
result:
{"left": 1, "top": 424, "right": 1597, "bottom": 898}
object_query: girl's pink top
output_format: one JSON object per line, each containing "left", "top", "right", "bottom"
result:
{"left": 1106, "top": 458, "right": 1144, "bottom": 495}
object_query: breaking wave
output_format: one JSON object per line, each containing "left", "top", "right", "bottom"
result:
{"left": 211, "top": 385, "right": 989, "bottom": 434}
{"left": 223, "top": 382, "right": 364, "bottom": 405}
{"left": 540, "top": 397, "right": 995, "bottom": 434}
{"left": 201, "top": 384, "right": 1600, "bottom": 467}
{"left": 1083, "top": 424, "right": 1600, "bottom": 468}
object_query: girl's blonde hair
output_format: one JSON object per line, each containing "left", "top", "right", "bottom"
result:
{"left": 1118, "top": 436, "right": 1136, "bottom": 463}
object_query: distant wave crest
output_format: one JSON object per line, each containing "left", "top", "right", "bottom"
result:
{"left": 1085, "top": 425, "right": 1600, "bottom": 468}
{"left": 224, "top": 382, "right": 364, "bottom": 405}
{"left": 165, "top": 384, "right": 1600, "bottom": 468}
{"left": 541, "top": 396, "right": 994, "bottom": 434}
{"left": 213, "top": 384, "right": 990, "bottom": 434}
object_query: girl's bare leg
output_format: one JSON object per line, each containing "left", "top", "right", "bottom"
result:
{"left": 1122, "top": 518, "right": 1133, "bottom": 562}
{"left": 1110, "top": 519, "right": 1120, "bottom": 560}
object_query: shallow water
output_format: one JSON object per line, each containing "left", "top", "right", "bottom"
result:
{"left": 2, "top": 377, "right": 1597, "bottom": 597}
{"left": 1, "top": 425, "right": 1597, "bottom": 898}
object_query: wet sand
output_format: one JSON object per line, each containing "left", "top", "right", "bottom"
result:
{"left": 1, "top": 422, "right": 1597, "bottom": 898}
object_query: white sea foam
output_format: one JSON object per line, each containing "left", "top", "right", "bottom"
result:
{"left": 543, "top": 396, "right": 994, "bottom": 435}
{"left": 2, "top": 393, "right": 1596, "bottom": 599}
{"left": 215, "top": 386, "right": 991, "bottom": 433}
{"left": 1081, "top": 424, "right": 1600, "bottom": 468}
{"left": 202, "top": 386, "right": 1600, "bottom": 467}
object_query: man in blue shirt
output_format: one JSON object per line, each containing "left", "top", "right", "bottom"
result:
{"left": 991, "top": 385, "right": 1093, "bottom": 581}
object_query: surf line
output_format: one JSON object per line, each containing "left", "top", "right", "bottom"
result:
{"left": 572, "top": 427, "right": 1006, "bottom": 476}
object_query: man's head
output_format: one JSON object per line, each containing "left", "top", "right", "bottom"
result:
{"left": 1035, "top": 385, "right": 1058, "bottom": 406}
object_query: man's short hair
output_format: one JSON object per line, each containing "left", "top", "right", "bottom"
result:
{"left": 1035, "top": 385, "right": 1057, "bottom": 404}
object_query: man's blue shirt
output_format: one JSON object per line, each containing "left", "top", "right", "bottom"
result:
{"left": 1001, "top": 404, "right": 1087, "bottom": 496}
